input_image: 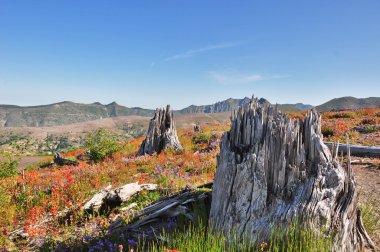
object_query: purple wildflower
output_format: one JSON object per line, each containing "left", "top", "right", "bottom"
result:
{"left": 83, "top": 235, "right": 92, "bottom": 240}
{"left": 128, "top": 239, "right": 138, "bottom": 245}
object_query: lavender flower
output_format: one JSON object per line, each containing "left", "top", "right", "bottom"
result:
{"left": 128, "top": 239, "right": 138, "bottom": 245}
{"left": 83, "top": 235, "right": 92, "bottom": 240}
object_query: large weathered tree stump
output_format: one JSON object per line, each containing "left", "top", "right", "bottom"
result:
{"left": 209, "top": 97, "right": 375, "bottom": 251}
{"left": 138, "top": 105, "right": 182, "bottom": 155}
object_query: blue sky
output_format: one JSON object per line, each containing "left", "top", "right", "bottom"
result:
{"left": 0, "top": 1, "right": 379, "bottom": 109}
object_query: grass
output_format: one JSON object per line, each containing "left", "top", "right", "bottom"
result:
{"left": 151, "top": 223, "right": 332, "bottom": 252}
{"left": 360, "top": 195, "right": 380, "bottom": 239}
{"left": 42, "top": 219, "right": 333, "bottom": 252}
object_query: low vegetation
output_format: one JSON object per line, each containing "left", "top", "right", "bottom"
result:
{"left": 1, "top": 108, "right": 379, "bottom": 250}
{"left": 84, "top": 128, "right": 122, "bottom": 163}
{"left": 0, "top": 154, "right": 19, "bottom": 178}
{"left": 319, "top": 108, "right": 380, "bottom": 145}
{"left": 0, "top": 123, "right": 228, "bottom": 250}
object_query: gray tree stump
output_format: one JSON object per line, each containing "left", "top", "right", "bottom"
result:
{"left": 209, "top": 97, "right": 375, "bottom": 251}
{"left": 138, "top": 105, "right": 182, "bottom": 155}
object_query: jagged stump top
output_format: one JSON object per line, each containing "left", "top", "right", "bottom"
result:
{"left": 138, "top": 105, "right": 182, "bottom": 155}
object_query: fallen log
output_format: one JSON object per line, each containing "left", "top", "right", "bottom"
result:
{"left": 209, "top": 97, "right": 375, "bottom": 252}
{"left": 110, "top": 183, "right": 212, "bottom": 239}
{"left": 39, "top": 153, "right": 79, "bottom": 168}
{"left": 83, "top": 182, "right": 157, "bottom": 213}
{"left": 325, "top": 142, "right": 380, "bottom": 158}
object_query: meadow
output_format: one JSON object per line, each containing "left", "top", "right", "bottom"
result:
{"left": 0, "top": 108, "right": 379, "bottom": 251}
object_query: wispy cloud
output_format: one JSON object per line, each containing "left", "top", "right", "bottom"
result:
{"left": 165, "top": 42, "right": 244, "bottom": 61}
{"left": 208, "top": 71, "right": 263, "bottom": 84}
{"left": 208, "top": 71, "right": 290, "bottom": 85}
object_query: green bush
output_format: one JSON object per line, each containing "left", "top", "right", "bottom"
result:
{"left": 321, "top": 124, "right": 334, "bottom": 137}
{"left": 0, "top": 155, "right": 19, "bottom": 178}
{"left": 84, "top": 129, "right": 121, "bottom": 163}
{"left": 365, "top": 125, "right": 379, "bottom": 133}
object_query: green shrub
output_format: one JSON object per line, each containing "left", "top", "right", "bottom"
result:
{"left": 365, "top": 125, "right": 379, "bottom": 133}
{"left": 123, "top": 191, "right": 162, "bottom": 211}
{"left": 321, "top": 124, "right": 334, "bottom": 137}
{"left": 84, "top": 129, "right": 121, "bottom": 163}
{"left": 0, "top": 155, "right": 19, "bottom": 178}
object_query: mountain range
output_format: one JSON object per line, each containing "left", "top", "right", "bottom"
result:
{"left": 1, "top": 96, "right": 379, "bottom": 127}
{"left": 315, "top": 96, "right": 380, "bottom": 112}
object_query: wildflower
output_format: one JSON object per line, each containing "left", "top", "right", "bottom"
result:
{"left": 260, "top": 241, "right": 268, "bottom": 252}
{"left": 83, "top": 235, "right": 92, "bottom": 240}
{"left": 128, "top": 239, "right": 138, "bottom": 245}
{"left": 167, "top": 217, "right": 176, "bottom": 229}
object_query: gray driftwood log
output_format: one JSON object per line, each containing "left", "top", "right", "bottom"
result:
{"left": 138, "top": 105, "right": 182, "bottom": 155}
{"left": 325, "top": 142, "right": 380, "bottom": 158}
{"left": 110, "top": 183, "right": 212, "bottom": 239}
{"left": 83, "top": 182, "right": 157, "bottom": 213}
{"left": 209, "top": 98, "right": 375, "bottom": 251}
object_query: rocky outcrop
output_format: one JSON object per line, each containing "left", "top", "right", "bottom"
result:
{"left": 209, "top": 97, "right": 375, "bottom": 251}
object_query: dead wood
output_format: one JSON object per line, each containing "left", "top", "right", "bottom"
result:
{"left": 138, "top": 105, "right": 182, "bottom": 155}
{"left": 325, "top": 142, "right": 380, "bottom": 158}
{"left": 209, "top": 97, "right": 375, "bottom": 252}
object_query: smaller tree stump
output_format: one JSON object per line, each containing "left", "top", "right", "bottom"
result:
{"left": 54, "top": 153, "right": 78, "bottom": 166}
{"left": 194, "top": 123, "right": 201, "bottom": 133}
{"left": 138, "top": 105, "right": 182, "bottom": 155}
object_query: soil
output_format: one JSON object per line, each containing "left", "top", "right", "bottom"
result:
{"left": 352, "top": 156, "right": 380, "bottom": 246}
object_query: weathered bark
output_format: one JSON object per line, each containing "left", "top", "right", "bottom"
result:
{"left": 325, "top": 142, "right": 380, "bottom": 158}
{"left": 138, "top": 105, "right": 182, "bottom": 155}
{"left": 83, "top": 182, "right": 157, "bottom": 213}
{"left": 209, "top": 97, "right": 375, "bottom": 251}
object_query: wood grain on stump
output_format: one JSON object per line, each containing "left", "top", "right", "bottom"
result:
{"left": 209, "top": 97, "right": 375, "bottom": 251}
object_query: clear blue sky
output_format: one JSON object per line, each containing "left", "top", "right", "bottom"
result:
{"left": 1, "top": 1, "right": 379, "bottom": 109}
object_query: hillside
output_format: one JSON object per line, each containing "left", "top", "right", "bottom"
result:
{"left": 0, "top": 98, "right": 312, "bottom": 127}
{"left": 316, "top": 97, "right": 380, "bottom": 112}
{"left": 0, "top": 101, "right": 154, "bottom": 127}
{"left": 0, "top": 112, "right": 230, "bottom": 140}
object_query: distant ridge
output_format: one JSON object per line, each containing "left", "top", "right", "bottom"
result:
{"left": 0, "top": 101, "right": 155, "bottom": 127}
{"left": 179, "top": 97, "right": 312, "bottom": 114}
{"left": 0, "top": 98, "right": 313, "bottom": 127}
{"left": 316, "top": 96, "right": 380, "bottom": 112}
